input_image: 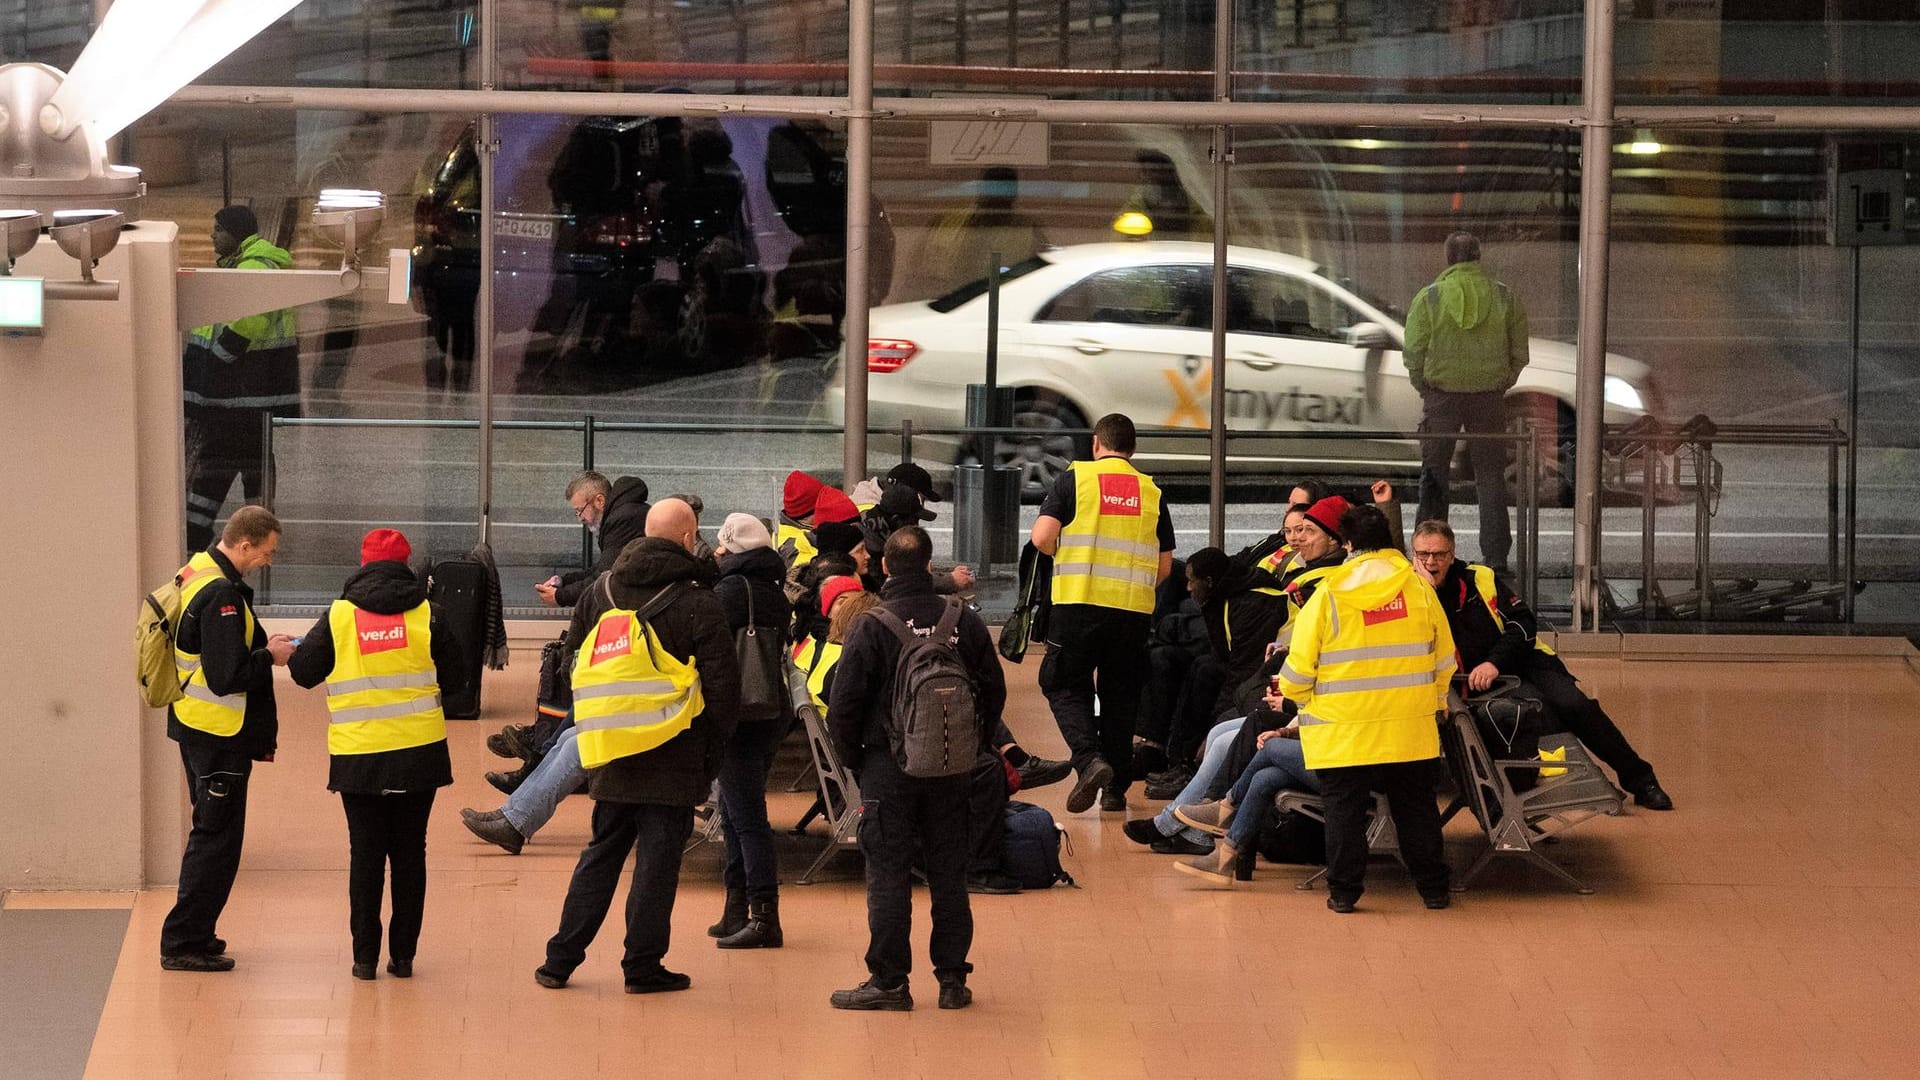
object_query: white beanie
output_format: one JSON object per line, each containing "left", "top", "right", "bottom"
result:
{"left": 717, "top": 512, "right": 772, "bottom": 553}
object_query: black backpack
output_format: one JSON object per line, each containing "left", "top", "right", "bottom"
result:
{"left": 870, "top": 599, "right": 979, "bottom": 779}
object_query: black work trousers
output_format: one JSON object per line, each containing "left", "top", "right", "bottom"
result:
{"left": 545, "top": 801, "right": 694, "bottom": 982}
{"left": 858, "top": 751, "right": 974, "bottom": 988}
{"left": 1317, "top": 758, "right": 1451, "bottom": 905}
{"left": 1134, "top": 642, "right": 1196, "bottom": 748}
{"left": 1041, "top": 604, "right": 1151, "bottom": 784}
{"left": 967, "top": 752, "right": 1010, "bottom": 877}
{"left": 1415, "top": 388, "right": 1512, "bottom": 570}
{"left": 183, "top": 403, "right": 271, "bottom": 552}
{"left": 1517, "top": 656, "right": 1654, "bottom": 790}
{"left": 1168, "top": 654, "right": 1230, "bottom": 767}
{"left": 160, "top": 741, "right": 253, "bottom": 957}
{"left": 340, "top": 790, "right": 436, "bottom": 966}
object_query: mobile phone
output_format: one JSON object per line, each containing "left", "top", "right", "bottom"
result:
{"left": 289, "top": 636, "right": 303, "bottom": 646}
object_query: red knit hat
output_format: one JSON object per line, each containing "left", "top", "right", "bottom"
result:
{"left": 1302, "top": 496, "right": 1351, "bottom": 542}
{"left": 812, "top": 487, "right": 860, "bottom": 525}
{"left": 782, "top": 470, "right": 826, "bottom": 519}
{"left": 360, "top": 528, "right": 412, "bottom": 566}
{"left": 819, "top": 574, "right": 865, "bottom": 617}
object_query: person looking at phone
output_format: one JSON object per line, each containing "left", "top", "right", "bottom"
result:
{"left": 534, "top": 471, "right": 652, "bottom": 608}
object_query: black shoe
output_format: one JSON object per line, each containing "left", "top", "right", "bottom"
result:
{"left": 1631, "top": 777, "right": 1675, "bottom": 811}
{"left": 534, "top": 966, "right": 569, "bottom": 989}
{"left": 461, "top": 807, "right": 503, "bottom": 823}
{"left": 1327, "top": 896, "right": 1358, "bottom": 914}
{"left": 1100, "top": 787, "right": 1127, "bottom": 812}
{"left": 966, "top": 872, "right": 1023, "bottom": 895}
{"left": 351, "top": 962, "right": 378, "bottom": 981}
{"left": 386, "top": 959, "right": 413, "bottom": 978}
{"left": 161, "top": 952, "right": 234, "bottom": 973}
{"left": 203, "top": 937, "right": 227, "bottom": 956}
{"left": 1130, "top": 743, "right": 1169, "bottom": 777}
{"left": 717, "top": 901, "right": 783, "bottom": 949}
{"left": 1065, "top": 759, "right": 1114, "bottom": 814}
{"left": 484, "top": 769, "right": 526, "bottom": 796}
{"left": 485, "top": 726, "right": 534, "bottom": 760}
{"left": 1122, "top": 819, "right": 1164, "bottom": 846}
{"left": 624, "top": 967, "right": 692, "bottom": 994}
{"left": 1015, "top": 756, "right": 1073, "bottom": 790}
{"left": 830, "top": 979, "right": 913, "bottom": 1011}
{"left": 1423, "top": 894, "right": 1451, "bottom": 910}
{"left": 1150, "top": 834, "right": 1213, "bottom": 856}
{"left": 937, "top": 980, "right": 972, "bottom": 1010}
{"left": 463, "top": 812, "right": 525, "bottom": 855}
{"left": 708, "top": 888, "right": 748, "bottom": 939}
{"left": 1143, "top": 771, "right": 1193, "bottom": 801}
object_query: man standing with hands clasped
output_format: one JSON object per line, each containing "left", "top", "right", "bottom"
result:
{"left": 161, "top": 506, "right": 296, "bottom": 972}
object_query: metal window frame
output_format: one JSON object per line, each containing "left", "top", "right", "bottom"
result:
{"left": 162, "top": 0, "right": 1906, "bottom": 625}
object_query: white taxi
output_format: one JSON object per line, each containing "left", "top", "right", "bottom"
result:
{"left": 833, "top": 242, "right": 1652, "bottom": 501}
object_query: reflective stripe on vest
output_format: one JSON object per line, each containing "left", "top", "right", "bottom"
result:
{"left": 173, "top": 551, "right": 252, "bottom": 738}
{"left": 1050, "top": 458, "right": 1162, "bottom": 613}
{"left": 775, "top": 522, "right": 817, "bottom": 568}
{"left": 571, "top": 608, "right": 704, "bottom": 769}
{"left": 1468, "top": 564, "right": 1555, "bottom": 656}
{"left": 802, "top": 640, "right": 843, "bottom": 716}
{"left": 1250, "top": 544, "right": 1292, "bottom": 597}
{"left": 324, "top": 600, "right": 447, "bottom": 756}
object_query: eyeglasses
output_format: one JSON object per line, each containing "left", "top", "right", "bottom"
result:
{"left": 1411, "top": 548, "right": 1454, "bottom": 562}
{"left": 570, "top": 500, "right": 599, "bottom": 519}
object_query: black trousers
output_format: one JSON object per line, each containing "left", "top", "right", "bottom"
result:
{"left": 1167, "top": 654, "right": 1230, "bottom": 767}
{"left": 160, "top": 741, "right": 253, "bottom": 957}
{"left": 967, "top": 752, "right": 1010, "bottom": 877}
{"left": 859, "top": 751, "right": 973, "bottom": 988}
{"left": 1415, "top": 388, "right": 1512, "bottom": 569}
{"left": 184, "top": 404, "right": 273, "bottom": 552}
{"left": 1134, "top": 643, "right": 1195, "bottom": 747}
{"left": 1317, "top": 758, "right": 1451, "bottom": 904}
{"left": 1518, "top": 656, "right": 1654, "bottom": 789}
{"left": 545, "top": 801, "right": 694, "bottom": 981}
{"left": 1041, "top": 605, "right": 1151, "bottom": 784}
{"left": 340, "top": 790, "right": 436, "bottom": 966}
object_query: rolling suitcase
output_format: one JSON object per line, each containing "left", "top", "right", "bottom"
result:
{"left": 427, "top": 554, "right": 489, "bottom": 719}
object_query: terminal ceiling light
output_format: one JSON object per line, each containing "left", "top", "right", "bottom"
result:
{"left": 0, "top": 209, "right": 42, "bottom": 272}
{"left": 1623, "top": 130, "right": 1663, "bottom": 156}
{"left": 313, "top": 189, "right": 386, "bottom": 273}
{"left": 48, "top": 209, "right": 124, "bottom": 282}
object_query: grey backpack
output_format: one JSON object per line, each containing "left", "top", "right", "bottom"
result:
{"left": 871, "top": 599, "right": 979, "bottom": 778}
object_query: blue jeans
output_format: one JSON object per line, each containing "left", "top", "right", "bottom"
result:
{"left": 1152, "top": 717, "right": 1243, "bottom": 845}
{"left": 1225, "top": 736, "right": 1321, "bottom": 851}
{"left": 502, "top": 725, "right": 584, "bottom": 839}
{"left": 716, "top": 719, "right": 782, "bottom": 905}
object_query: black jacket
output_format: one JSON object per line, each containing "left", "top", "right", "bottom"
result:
{"left": 1433, "top": 561, "right": 1538, "bottom": 675}
{"left": 826, "top": 570, "right": 1006, "bottom": 771}
{"left": 713, "top": 546, "right": 789, "bottom": 636}
{"left": 555, "top": 475, "right": 652, "bottom": 607}
{"left": 565, "top": 539, "right": 739, "bottom": 806}
{"left": 289, "top": 561, "right": 458, "bottom": 794}
{"left": 1200, "top": 565, "right": 1289, "bottom": 693}
{"left": 789, "top": 549, "right": 861, "bottom": 643}
{"left": 168, "top": 546, "right": 277, "bottom": 760}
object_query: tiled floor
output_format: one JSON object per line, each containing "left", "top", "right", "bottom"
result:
{"left": 71, "top": 651, "right": 1920, "bottom": 1079}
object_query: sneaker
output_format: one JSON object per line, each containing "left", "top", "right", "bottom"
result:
{"left": 1121, "top": 819, "right": 1165, "bottom": 847}
{"left": 1143, "top": 771, "right": 1194, "bottom": 801}
{"left": 1172, "top": 841, "right": 1239, "bottom": 886}
{"left": 485, "top": 728, "right": 527, "bottom": 760}
{"left": 624, "top": 967, "right": 692, "bottom": 994}
{"left": 1065, "top": 759, "right": 1113, "bottom": 814}
{"left": 161, "top": 952, "right": 234, "bottom": 973}
{"left": 534, "top": 966, "right": 569, "bottom": 989}
{"left": 937, "top": 980, "right": 972, "bottom": 1010}
{"left": 463, "top": 812, "right": 525, "bottom": 855}
{"left": 830, "top": 978, "right": 913, "bottom": 1011}
{"left": 1015, "top": 756, "right": 1073, "bottom": 790}
{"left": 351, "top": 962, "right": 378, "bottom": 981}
{"left": 1150, "top": 833, "right": 1213, "bottom": 856}
{"left": 485, "top": 769, "right": 526, "bottom": 796}
{"left": 1099, "top": 788, "right": 1127, "bottom": 812}
{"left": 966, "top": 872, "right": 1023, "bottom": 895}
{"left": 1172, "top": 798, "right": 1234, "bottom": 837}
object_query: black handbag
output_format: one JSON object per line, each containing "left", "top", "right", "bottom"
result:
{"left": 735, "top": 585, "right": 790, "bottom": 721}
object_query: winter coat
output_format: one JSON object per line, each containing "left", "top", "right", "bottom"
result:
{"left": 564, "top": 539, "right": 740, "bottom": 806}
{"left": 1403, "top": 261, "right": 1529, "bottom": 395}
{"left": 555, "top": 475, "right": 653, "bottom": 607}
{"left": 288, "top": 561, "right": 457, "bottom": 794}
{"left": 167, "top": 546, "right": 278, "bottom": 760}
{"left": 826, "top": 569, "right": 1006, "bottom": 771}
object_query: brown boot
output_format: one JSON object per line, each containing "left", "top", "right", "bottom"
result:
{"left": 1173, "top": 840, "right": 1240, "bottom": 886}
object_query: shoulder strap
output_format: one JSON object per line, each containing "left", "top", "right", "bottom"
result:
{"left": 932, "top": 597, "right": 964, "bottom": 643}
{"left": 743, "top": 580, "right": 756, "bottom": 632}
{"left": 601, "top": 573, "right": 616, "bottom": 608}
{"left": 869, "top": 606, "right": 920, "bottom": 648}
{"left": 632, "top": 582, "right": 683, "bottom": 624}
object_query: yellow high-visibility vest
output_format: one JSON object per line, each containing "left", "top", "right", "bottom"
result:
{"left": 1050, "top": 457, "right": 1162, "bottom": 613}
{"left": 792, "top": 636, "right": 844, "bottom": 716}
{"left": 775, "top": 522, "right": 817, "bottom": 568}
{"left": 324, "top": 600, "right": 446, "bottom": 756}
{"left": 1249, "top": 543, "right": 1292, "bottom": 597}
{"left": 572, "top": 605, "right": 704, "bottom": 769}
{"left": 1277, "top": 550, "right": 1455, "bottom": 770}
{"left": 1465, "top": 563, "right": 1555, "bottom": 657}
{"left": 173, "top": 551, "right": 251, "bottom": 738}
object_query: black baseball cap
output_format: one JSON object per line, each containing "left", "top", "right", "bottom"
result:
{"left": 884, "top": 462, "right": 941, "bottom": 502}
{"left": 878, "top": 484, "right": 937, "bottom": 522}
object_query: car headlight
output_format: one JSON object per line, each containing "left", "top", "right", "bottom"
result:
{"left": 1604, "top": 375, "right": 1644, "bottom": 412}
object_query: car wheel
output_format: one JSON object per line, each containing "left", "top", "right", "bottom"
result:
{"left": 961, "top": 394, "right": 1090, "bottom": 503}
{"left": 1504, "top": 394, "right": 1575, "bottom": 508}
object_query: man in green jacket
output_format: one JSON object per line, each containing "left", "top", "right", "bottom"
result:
{"left": 183, "top": 206, "right": 301, "bottom": 550}
{"left": 1404, "top": 232, "right": 1528, "bottom": 572}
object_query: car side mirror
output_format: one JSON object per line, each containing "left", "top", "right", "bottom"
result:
{"left": 1347, "top": 321, "right": 1392, "bottom": 350}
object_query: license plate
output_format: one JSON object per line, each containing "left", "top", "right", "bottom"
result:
{"left": 497, "top": 217, "right": 555, "bottom": 240}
